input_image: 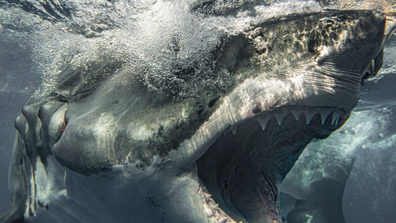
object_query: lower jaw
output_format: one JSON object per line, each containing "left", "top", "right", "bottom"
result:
{"left": 197, "top": 106, "right": 346, "bottom": 222}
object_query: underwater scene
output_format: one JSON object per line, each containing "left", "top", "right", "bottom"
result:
{"left": 1, "top": 0, "right": 395, "bottom": 222}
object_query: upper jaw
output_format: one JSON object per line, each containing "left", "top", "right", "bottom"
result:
{"left": 167, "top": 61, "right": 354, "bottom": 221}
{"left": 172, "top": 12, "right": 396, "bottom": 222}
{"left": 169, "top": 63, "right": 358, "bottom": 167}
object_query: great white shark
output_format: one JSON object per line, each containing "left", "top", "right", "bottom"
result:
{"left": 1, "top": 2, "right": 396, "bottom": 223}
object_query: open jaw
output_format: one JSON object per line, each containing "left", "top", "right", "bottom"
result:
{"left": 188, "top": 12, "right": 396, "bottom": 223}
{"left": 195, "top": 106, "right": 346, "bottom": 222}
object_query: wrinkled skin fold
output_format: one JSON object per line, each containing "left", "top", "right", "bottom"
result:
{"left": 1, "top": 1, "right": 396, "bottom": 223}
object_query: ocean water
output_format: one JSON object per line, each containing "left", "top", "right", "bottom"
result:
{"left": 0, "top": 0, "right": 395, "bottom": 222}
{"left": 0, "top": 30, "right": 41, "bottom": 214}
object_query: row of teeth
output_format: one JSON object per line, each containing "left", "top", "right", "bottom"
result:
{"left": 198, "top": 187, "right": 235, "bottom": 223}
{"left": 230, "top": 109, "right": 343, "bottom": 135}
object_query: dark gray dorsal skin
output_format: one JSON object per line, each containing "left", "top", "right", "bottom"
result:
{"left": 1, "top": 6, "right": 395, "bottom": 223}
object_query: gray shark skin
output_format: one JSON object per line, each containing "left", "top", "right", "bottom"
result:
{"left": 1, "top": 4, "right": 396, "bottom": 223}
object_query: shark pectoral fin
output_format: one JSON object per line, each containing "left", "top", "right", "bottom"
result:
{"left": 0, "top": 135, "right": 28, "bottom": 223}
{"left": 285, "top": 177, "right": 347, "bottom": 223}
{"left": 283, "top": 159, "right": 354, "bottom": 223}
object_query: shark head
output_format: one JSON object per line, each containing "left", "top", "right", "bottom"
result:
{"left": 3, "top": 3, "right": 396, "bottom": 223}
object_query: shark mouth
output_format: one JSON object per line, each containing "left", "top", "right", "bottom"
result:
{"left": 196, "top": 106, "right": 347, "bottom": 222}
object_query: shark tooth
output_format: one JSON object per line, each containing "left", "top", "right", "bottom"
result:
{"left": 305, "top": 110, "right": 316, "bottom": 125}
{"left": 274, "top": 112, "right": 287, "bottom": 126}
{"left": 290, "top": 110, "right": 300, "bottom": 120}
{"left": 332, "top": 111, "right": 341, "bottom": 126}
{"left": 320, "top": 109, "right": 333, "bottom": 125}
{"left": 256, "top": 116, "right": 270, "bottom": 131}
{"left": 231, "top": 126, "right": 237, "bottom": 135}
